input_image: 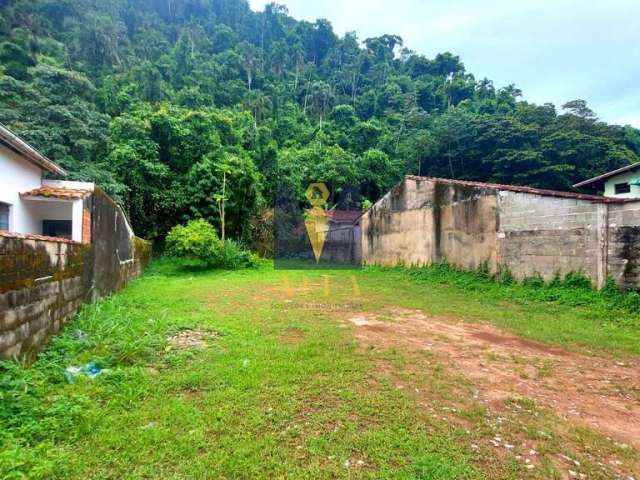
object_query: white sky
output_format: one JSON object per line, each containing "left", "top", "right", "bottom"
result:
{"left": 249, "top": 0, "right": 640, "bottom": 127}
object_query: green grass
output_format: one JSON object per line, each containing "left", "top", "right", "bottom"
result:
{"left": 366, "top": 264, "right": 640, "bottom": 357}
{"left": 1, "top": 259, "right": 639, "bottom": 479}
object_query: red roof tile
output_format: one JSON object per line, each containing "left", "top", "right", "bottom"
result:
{"left": 326, "top": 210, "right": 363, "bottom": 222}
{"left": 21, "top": 186, "right": 91, "bottom": 200}
{"left": 0, "top": 231, "right": 80, "bottom": 244}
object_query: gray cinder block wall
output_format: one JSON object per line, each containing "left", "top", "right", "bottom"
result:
{"left": 361, "top": 176, "right": 640, "bottom": 289}
{"left": 0, "top": 192, "right": 151, "bottom": 361}
{"left": 0, "top": 238, "right": 92, "bottom": 359}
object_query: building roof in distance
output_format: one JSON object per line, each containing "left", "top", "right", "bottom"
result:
{"left": 572, "top": 162, "right": 640, "bottom": 188}
{"left": 407, "top": 176, "right": 640, "bottom": 204}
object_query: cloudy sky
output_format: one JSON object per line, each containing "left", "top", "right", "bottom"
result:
{"left": 248, "top": 0, "right": 640, "bottom": 127}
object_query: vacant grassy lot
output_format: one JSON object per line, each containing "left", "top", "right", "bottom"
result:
{"left": 1, "top": 261, "right": 639, "bottom": 479}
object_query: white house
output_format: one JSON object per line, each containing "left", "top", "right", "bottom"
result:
{"left": 573, "top": 162, "right": 640, "bottom": 199}
{"left": 0, "top": 123, "right": 93, "bottom": 243}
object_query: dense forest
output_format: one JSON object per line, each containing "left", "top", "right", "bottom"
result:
{"left": 1, "top": 0, "right": 640, "bottom": 243}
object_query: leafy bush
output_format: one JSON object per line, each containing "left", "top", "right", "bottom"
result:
{"left": 217, "top": 239, "right": 258, "bottom": 269}
{"left": 165, "top": 219, "right": 257, "bottom": 269}
{"left": 165, "top": 219, "right": 221, "bottom": 260}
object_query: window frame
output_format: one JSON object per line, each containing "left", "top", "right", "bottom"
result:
{"left": 42, "top": 219, "right": 73, "bottom": 239}
{"left": 0, "top": 202, "right": 11, "bottom": 231}
{"left": 614, "top": 182, "right": 631, "bottom": 195}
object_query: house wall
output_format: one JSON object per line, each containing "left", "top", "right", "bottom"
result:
{"left": 604, "top": 171, "right": 640, "bottom": 198}
{"left": 362, "top": 177, "right": 640, "bottom": 290}
{"left": 0, "top": 192, "right": 152, "bottom": 362}
{"left": 0, "top": 144, "right": 42, "bottom": 233}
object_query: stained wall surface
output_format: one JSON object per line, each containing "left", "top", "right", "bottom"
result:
{"left": 362, "top": 177, "right": 640, "bottom": 289}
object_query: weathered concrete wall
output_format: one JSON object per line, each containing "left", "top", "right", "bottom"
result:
{"left": 361, "top": 180, "right": 434, "bottom": 266}
{"left": 362, "top": 176, "right": 640, "bottom": 290}
{"left": 435, "top": 182, "right": 498, "bottom": 271}
{"left": 321, "top": 223, "right": 362, "bottom": 265}
{"left": 607, "top": 202, "right": 640, "bottom": 289}
{"left": 92, "top": 188, "right": 138, "bottom": 298}
{"left": 0, "top": 192, "right": 151, "bottom": 361}
{"left": 362, "top": 179, "right": 498, "bottom": 270}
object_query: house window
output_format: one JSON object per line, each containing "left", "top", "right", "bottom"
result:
{"left": 615, "top": 182, "right": 631, "bottom": 194}
{"left": 0, "top": 203, "right": 9, "bottom": 230}
{"left": 42, "top": 220, "right": 72, "bottom": 239}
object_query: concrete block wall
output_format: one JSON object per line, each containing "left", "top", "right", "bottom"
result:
{"left": 362, "top": 176, "right": 640, "bottom": 290}
{"left": 0, "top": 194, "right": 152, "bottom": 361}
{"left": 0, "top": 236, "right": 92, "bottom": 360}
{"left": 496, "top": 192, "right": 604, "bottom": 284}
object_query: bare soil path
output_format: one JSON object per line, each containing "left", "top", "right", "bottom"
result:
{"left": 348, "top": 307, "right": 640, "bottom": 478}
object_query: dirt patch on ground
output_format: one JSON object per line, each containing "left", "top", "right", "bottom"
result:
{"left": 167, "top": 329, "right": 218, "bottom": 349}
{"left": 280, "top": 327, "right": 306, "bottom": 344}
{"left": 348, "top": 307, "right": 640, "bottom": 453}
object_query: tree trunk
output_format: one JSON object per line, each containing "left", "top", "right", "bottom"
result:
{"left": 221, "top": 171, "right": 226, "bottom": 242}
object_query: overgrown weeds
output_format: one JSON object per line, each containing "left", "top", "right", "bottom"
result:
{"left": 391, "top": 262, "right": 640, "bottom": 319}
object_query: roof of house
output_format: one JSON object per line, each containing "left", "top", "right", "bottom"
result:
{"left": 0, "top": 122, "right": 66, "bottom": 176}
{"left": 0, "top": 230, "right": 80, "bottom": 244}
{"left": 572, "top": 162, "right": 640, "bottom": 188}
{"left": 326, "top": 210, "right": 363, "bottom": 223}
{"left": 406, "top": 176, "right": 639, "bottom": 204}
{"left": 21, "top": 185, "right": 92, "bottom": 200}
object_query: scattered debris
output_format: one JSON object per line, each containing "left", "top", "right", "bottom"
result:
{"left": 72, "top": 329, "right": 89, "bottom": 341}
{"left": 65, "top": 361, "right": 104, "bottom": 383}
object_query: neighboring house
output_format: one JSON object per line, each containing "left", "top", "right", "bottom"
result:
{"left": 573, "top": 162, "right": 640, "bottom": 199}
{"left": 0, "top": 123, "right": 151, "bottom": 361}
{"left": 0, "top": 123, "right": 92, "bottom": 243}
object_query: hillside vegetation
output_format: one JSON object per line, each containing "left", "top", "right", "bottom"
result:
{"left": 1, "top": 0, "right": 640, "bottom": 241}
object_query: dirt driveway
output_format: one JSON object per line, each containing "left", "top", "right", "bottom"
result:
{"left": 348, "top": 307, "right": 640, "bottom": 478}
